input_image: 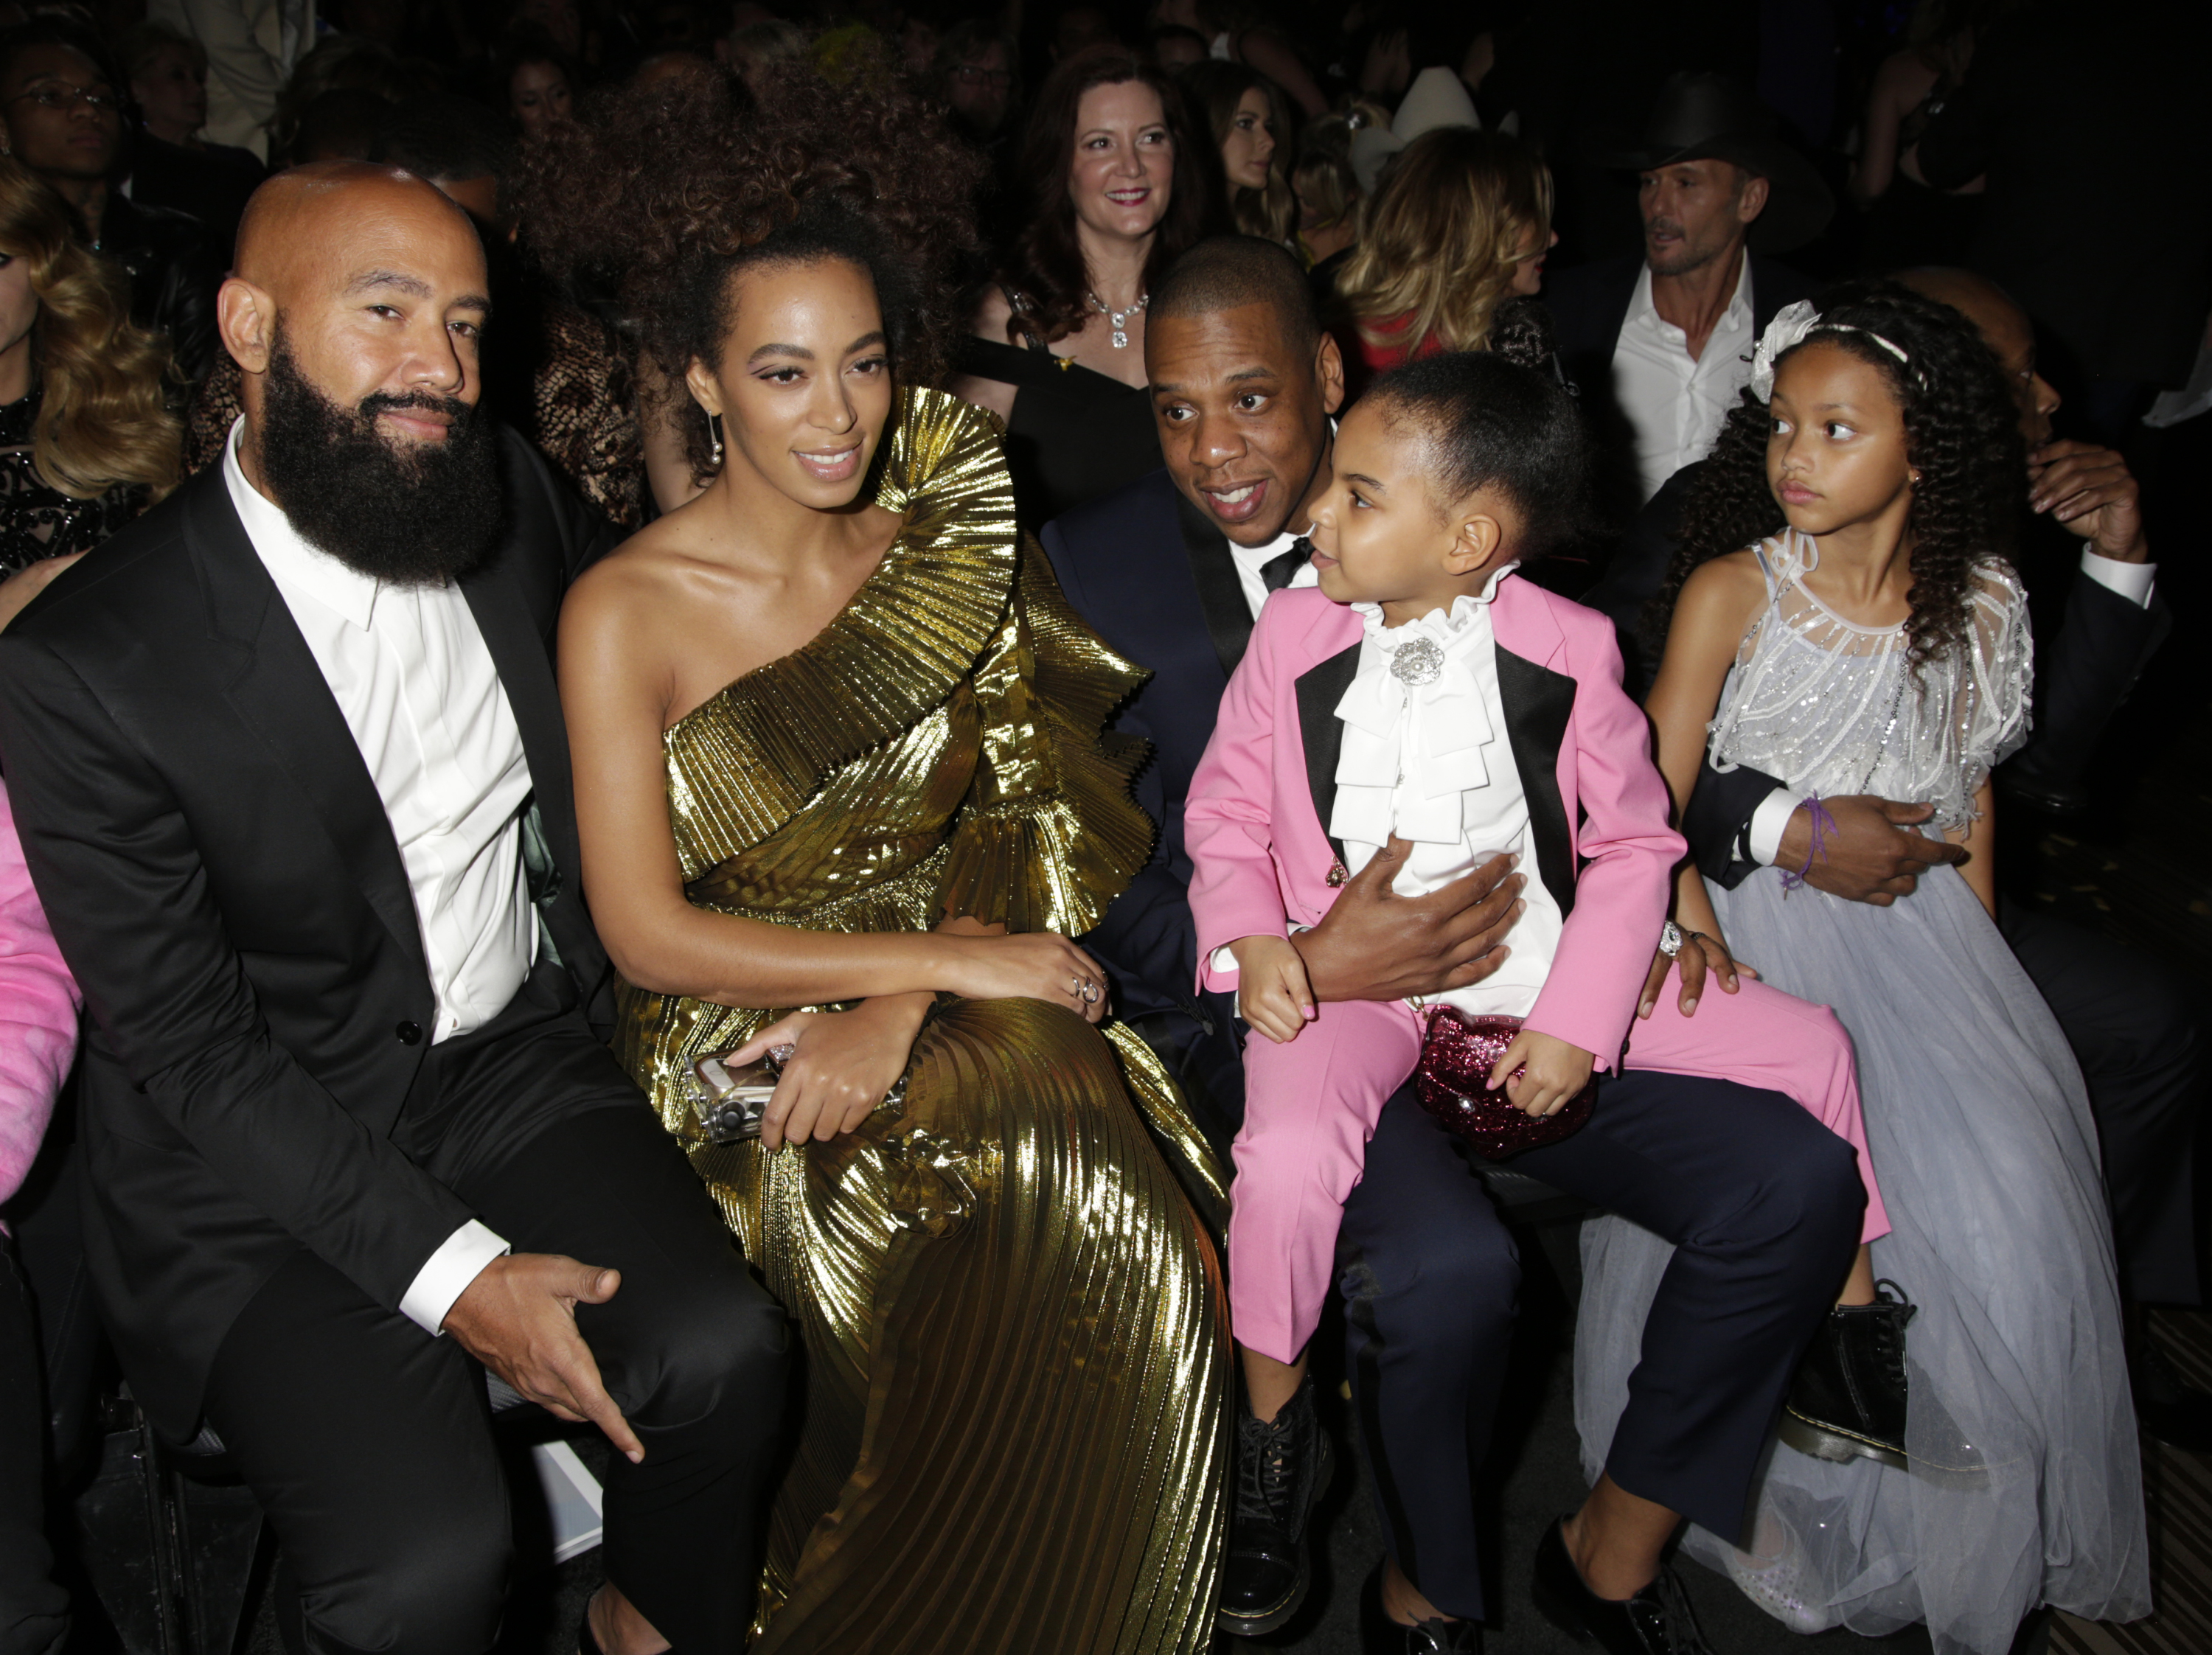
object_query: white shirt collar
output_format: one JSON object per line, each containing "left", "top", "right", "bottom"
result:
{"left": 1627, "top": 250, "right": 1753, "bottom": 342}
{"left": 223, "top": 418, "right": 386, "bottom": 632}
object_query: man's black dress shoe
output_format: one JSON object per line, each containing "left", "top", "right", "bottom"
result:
{"left": 1217, "top": 1374, "right": 1332, "bottom": 1637}
{"left": 1360, "top": 1564, "right": 1481, "bottom": 1652}
{"left": 2133, "top": 1339, "right": 2212, "bottom": 1452}
{"left": 1780, "top": 1280, "right": 1914, "bottom": 1469}
{"left": 1531, "top": 1519, "right": 1714, "bottom": 1655}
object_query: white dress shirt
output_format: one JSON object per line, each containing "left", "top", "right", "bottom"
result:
{"left": 223, "top": 421, "right": 528, "bottom": 1332}
{"left": 1611, "top": 255, "right": 1756, "bottom": 503}
{"left": 1229, "top": 525, "right": 1323, "bottom": 621}
{"left": 1739, "top": 547, "right": 2158, "bottom": 866}
{"left": 1328, "top": 572, "right": 1565, "bottom": 1017}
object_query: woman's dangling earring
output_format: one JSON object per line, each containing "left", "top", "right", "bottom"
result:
{"left": 709, "top": 413, "right": 724, "bottom": 467}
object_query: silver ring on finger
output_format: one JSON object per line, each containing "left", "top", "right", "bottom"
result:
{"left": 1080, "top": 978, "right": 1100, "bottom": 1004}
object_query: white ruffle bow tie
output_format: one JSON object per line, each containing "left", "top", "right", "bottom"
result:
{"left": 1329, "top": 577, "right": 1514, "bottom": 847}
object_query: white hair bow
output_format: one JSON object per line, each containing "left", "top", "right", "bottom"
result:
{"left": 1747, "top": 299, "right": 1912, "bottom": 402}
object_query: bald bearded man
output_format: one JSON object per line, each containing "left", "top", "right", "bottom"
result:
{"left": 0, "top": 166, "right": 790, "bottom": 1655}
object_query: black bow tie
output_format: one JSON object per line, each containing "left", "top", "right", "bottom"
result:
{"left": 1261, "top": 537, "right": 1314, "bottom": 593}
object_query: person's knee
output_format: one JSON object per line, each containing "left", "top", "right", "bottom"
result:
{"left": 1349, "top": 1210, "right": 1519, "bottom": 1337}
{"left": 1715, "top": 1104, "right": 1863, "bottom": 1256}
{"left": 626, "top": 1268, "right": 791, "bottom": 1438}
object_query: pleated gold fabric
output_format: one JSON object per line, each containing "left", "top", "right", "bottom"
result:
{"left": 614, "top": 388, "right": 1230, "bottom": 1654}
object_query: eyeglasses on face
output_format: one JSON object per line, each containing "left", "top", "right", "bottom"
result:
{"left": 10, "top": 85, "right": 120, "bottom": 114}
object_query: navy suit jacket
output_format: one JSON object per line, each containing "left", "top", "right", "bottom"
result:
{"left": 1041, "top": 467, "right": 1256, "bottom": 1023}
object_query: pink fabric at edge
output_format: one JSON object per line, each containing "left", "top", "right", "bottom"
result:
{"left": 0, "top": 776, "right": 80, "bottom": 1222}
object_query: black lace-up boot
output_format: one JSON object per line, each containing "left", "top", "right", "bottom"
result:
{"left": 1531, "top": 1519, "right": 1714, "bottom": 1655}
{"left": 1780, "top": 1279, "right": 1916, "bottom": 1469}
{"left": 1217, "top": 1373, "right": 1332, "bottom": 1637}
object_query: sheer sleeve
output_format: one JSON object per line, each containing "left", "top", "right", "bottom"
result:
{"left": 937, "top": 538, "right": 1156, "bottom": 936}
{"left": 1955, "top": 557, "right": 2035, "bottom": 794}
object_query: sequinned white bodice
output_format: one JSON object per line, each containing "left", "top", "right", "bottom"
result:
{"left": 1707, "top": 532, "right": 2033, "bottom": 831}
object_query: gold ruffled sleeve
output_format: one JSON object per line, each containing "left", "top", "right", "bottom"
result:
{"left": 936, "top": 538, "right": 1157, "bottom": 937}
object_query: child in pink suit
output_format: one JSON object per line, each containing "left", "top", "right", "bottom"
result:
{"left": 1185, "top": 360, "right": 1890, "bottom": 1495}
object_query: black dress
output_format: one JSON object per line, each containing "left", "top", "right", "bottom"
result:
{"left": 956, "top": 288, "right": 1159, "bottom": 529}
{"left": 0, "top": 393, "right": 145, "bottom": 576}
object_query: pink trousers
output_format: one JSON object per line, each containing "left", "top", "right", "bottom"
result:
{"left": 1228, "top": 977, "right": 1890, "bottom": 1364}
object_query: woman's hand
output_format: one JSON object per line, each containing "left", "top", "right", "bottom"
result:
{"left": 940, "top": 930, "right": 1109, "bottom": 1022}
{"left": 1487, "top": 1029, "right": 1596, "bottom": 1118}
{"left": 1229, "top": 934, "right": 1313, "bottom": 1045}
{"left": 730, "top": 992, "right": 931, "bottom": 1150}
{"left": 1636, "top": 928, "right": 1758, "bottom": 1020}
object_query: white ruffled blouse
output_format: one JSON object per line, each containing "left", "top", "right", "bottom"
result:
{"left": 1331, "top": 568, "right": 1564, "bottom": 1017}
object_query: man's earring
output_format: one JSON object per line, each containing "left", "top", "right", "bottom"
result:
{"left": 709, "top": 413, "right": 724, "bottom": 467}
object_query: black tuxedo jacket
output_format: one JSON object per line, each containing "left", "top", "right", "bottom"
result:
{"left": 1041, "top": 468, "right": 1255, "bottom": 1021}
{"left": 0, "top": 429, "right": 619, "bottom": 1430}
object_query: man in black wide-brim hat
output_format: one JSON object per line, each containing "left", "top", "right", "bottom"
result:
{"left": 1546, "top": 72, "right": 1834, "bottom": 506}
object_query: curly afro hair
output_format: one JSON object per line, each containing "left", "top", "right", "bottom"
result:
{"left": 509, "top": 65, "right": 984, "bottom": 481}
{"left": 1652, "top": 277, "right": 2024, "bottom": 669}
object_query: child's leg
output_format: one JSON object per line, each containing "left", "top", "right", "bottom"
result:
{"left": 1623, "top": 977, "right": 1891, "bottom": 1249}
{"left": 1230, "top": 996, "right": 1428, "bottom": 1385}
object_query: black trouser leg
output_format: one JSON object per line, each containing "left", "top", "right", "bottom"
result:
{"left": 454, "top": 1107, "right": 791, "bottom": 1655}
{"left": 1336, "top": 1090, "right": 1520, "bottom": 1621}
{"left": 2003, "top": 903, "right": 2205, "bottom": 1306}
{"left": 0, "top": 1236, "right": 67, "bottom": 1655}
{"left": 202, "top": 1250, "right": 511, "bottom": 1655}
{"left": 1514, "top": 1070, "right": 1864, "bottom": 1541}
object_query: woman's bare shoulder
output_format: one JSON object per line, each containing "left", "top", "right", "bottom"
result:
{"left": 1673, "top": 550, "right": 1767, "bottom": 633}
{"left": 969, "top": 282, "right": 1014, "bottom": 342}
{"left": 562, "top": 518, "right": 708, "bottom": 640}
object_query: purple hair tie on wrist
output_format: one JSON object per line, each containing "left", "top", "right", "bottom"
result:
{"left": 1780, "top": 793, "right": 1837, "bottom": 893}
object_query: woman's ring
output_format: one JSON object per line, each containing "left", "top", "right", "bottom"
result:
{"left": 1080, "top": 979, "right": 1100, "bottom": 1004}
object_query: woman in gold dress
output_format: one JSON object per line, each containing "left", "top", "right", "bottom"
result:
{"left": 516, "top": 69, "right": 1229, "bottom": 1655}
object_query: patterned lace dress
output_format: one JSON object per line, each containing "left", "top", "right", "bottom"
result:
{"left": 615, "top": 388, "right": 1229, "bottom": 1654}
{"left": 0, "top": 391, "right": 144, "bottom": 573}
{"left": 1573, "top": 532, "right": 2149, "bottom": 1654}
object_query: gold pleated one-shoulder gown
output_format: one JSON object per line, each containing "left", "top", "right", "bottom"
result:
{"left": 614, "top": 389, "right": 1230, "bottom": 1654}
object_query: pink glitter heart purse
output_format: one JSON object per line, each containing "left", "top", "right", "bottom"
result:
{"left": 1414, "top": 1006, "right": 1596, "bottom": 1160}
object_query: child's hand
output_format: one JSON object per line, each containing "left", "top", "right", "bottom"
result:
{"left": 1230, "top": 934, "right": 1315, "bottom": 1044}
{"left": 1488, "top": 1029, "right": 1596, "bottom": 1118}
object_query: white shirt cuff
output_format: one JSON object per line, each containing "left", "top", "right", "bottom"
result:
{"left": 400, "top": 1219, "right": 510, "bottom": 1335}
{"left": 2079, "top": 549, "right": 2156, "bottom": 608}
{"left": 1746, "top": 788, "right": 1800, "bottom": 868}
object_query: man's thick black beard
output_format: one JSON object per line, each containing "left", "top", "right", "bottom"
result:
{"left": 257, "top": 335, "right": 505, "bottom": 588}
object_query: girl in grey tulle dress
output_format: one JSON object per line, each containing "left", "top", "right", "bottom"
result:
{"left": 1586, "top": 283, "right": 2149, "bottom": 1655}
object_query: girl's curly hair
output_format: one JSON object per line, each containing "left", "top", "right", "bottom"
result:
{"left": 1652, "top": 277, "right": 2024, "bottom": 668}
{"left": 510, "top": 66, "right": 983, "bottom": 480}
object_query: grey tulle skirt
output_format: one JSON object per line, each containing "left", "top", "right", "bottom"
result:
{"left": 1574, "top": 864, "right": 2149, "bottom": 1655}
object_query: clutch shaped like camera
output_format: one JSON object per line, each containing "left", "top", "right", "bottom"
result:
{"left": 689, "top": 1050, "right": 784, "bottom": 1146}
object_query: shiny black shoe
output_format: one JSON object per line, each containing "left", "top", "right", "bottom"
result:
{"left": 1531, "top": 1519, "right": 1714, "bottom": 1655}
{"left": 1217, "top": 1374, "right": 1332, "bottom": 1637}
{"left": 1779, "top": 1280, "right": 1915, "bottom": 1470}
{"left": 1360, "top": 1564, "right": 1481, "bottom": 1653}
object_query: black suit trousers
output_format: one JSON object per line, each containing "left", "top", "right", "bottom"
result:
{"left": 198, "top": 967, "right": 790, "bottom": 1655}
{"left": 1338, "top": 1073, "right": 1863, "bottom": 1620}
{"left": 0, "top": 1236, "right": 66, "bottom": 1655}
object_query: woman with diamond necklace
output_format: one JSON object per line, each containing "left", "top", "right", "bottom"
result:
{"left": 953, "top": 45, "right": 1211, "bottom": 527}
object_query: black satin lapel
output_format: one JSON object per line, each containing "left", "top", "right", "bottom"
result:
{"left": 462, "top": 555, "right": 577, "bottom": 879}
{"left": 190, "top": 484, "right": 427, "bottom": 975}
{"left": 1173, "top": 487, "right": 1256, "bottom": 678}
{"left": 1494, "top": 644, "right": 1579, "bottom": 918}
{"left": 1295, "top": 643, "right": 1360, "bottom": 865}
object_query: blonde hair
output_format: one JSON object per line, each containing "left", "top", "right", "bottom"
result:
{"left": 0, "top": 160, "right": 181, "bottom": 501}
{"left": 1338, "top": 128, "right": 1551, "bottom": 356}
{"left": 1291, "top": 112, "right": 1360, "bottom": 237}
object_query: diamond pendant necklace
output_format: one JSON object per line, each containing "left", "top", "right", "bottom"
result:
{"left": 1086, "top": 289, "right": 1148, "bottom": 349}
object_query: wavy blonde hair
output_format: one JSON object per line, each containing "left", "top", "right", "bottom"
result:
{"left": 0, "top": 161, "right": 181, "bottom": 501}
{"left": 1338, "top": 127, "right": 1551, "bottom": 355}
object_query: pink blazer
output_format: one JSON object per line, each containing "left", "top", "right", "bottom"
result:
{"left": 1185, "top": 579, "right": 1685, "bottom": 1070}
{"left": 0, "top": 776, "right": 80, "bottom": 1215}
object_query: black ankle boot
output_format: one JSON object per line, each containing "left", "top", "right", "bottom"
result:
{"left": 1530, "top": 1519, "right": 1713, "bottom": 1655}
{"left": 1217, "top": 1374, "right": 1332, "bottom": 1637}
{"left": 1781, "top": 1279, "right": 1914, "bottom": 1469}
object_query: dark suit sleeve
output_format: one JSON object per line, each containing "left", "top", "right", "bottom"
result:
{"left": 2005, "top": 568, "right": 2171, "bottom": 804}
{"left": 1682, "top": 752, "right": 1790, "bottom": 888}
{"left": 0, "top": 635, "right": 476, "bottom": 1318}
{"left": 1582, "top": 460, "right": 1702, "bottom": 696}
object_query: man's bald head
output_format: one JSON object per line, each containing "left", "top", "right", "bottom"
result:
{"left": 1897, "top": 265, "right": 2055, "bottom": 443}
{"left": 235, "top": 161, "right": 484, "bottom": 299}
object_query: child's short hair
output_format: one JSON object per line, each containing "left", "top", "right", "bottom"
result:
{"left": 1364, "top": 352, "right": 1592, "bottom": 557}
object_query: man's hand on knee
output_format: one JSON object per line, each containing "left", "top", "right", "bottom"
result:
{"left": 1778, "top": 795, "right": 1964, "bottom": 905}
{"left": 444, "top": 1253, "right": 645, "bottom": 1463}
